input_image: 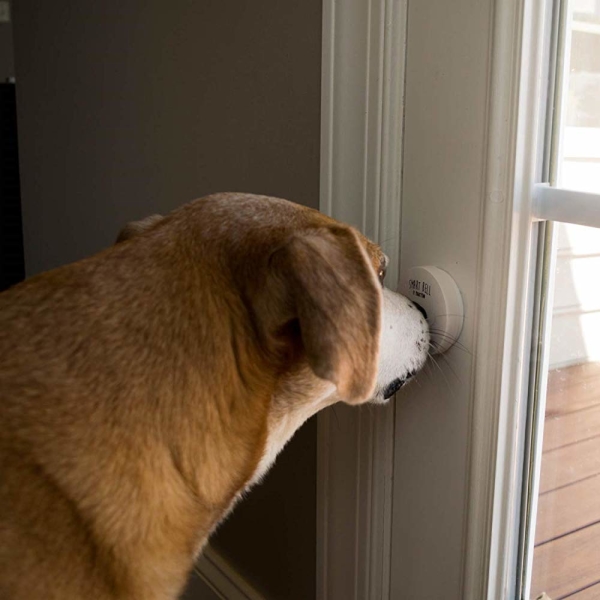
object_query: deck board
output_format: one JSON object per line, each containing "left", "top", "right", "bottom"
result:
{"left": 568, "top": 582, "right": 600, "bottom": 599}
{"left": 542, "top": 404, "right": 600, "bottom": 452}
{"left": 532, "top": 363, "right": 600, "bottom": 599}
{"left": 546, "top": 364, "right": 600, "bottom": 416}
{"left": 538, "top": 435, "right": 600, "bottom": 494}
{"left": 535, "top": 474, "right": 600, "bottom": 545}
{"left": 530, "top": 521, "right": 600, "bottom": 600}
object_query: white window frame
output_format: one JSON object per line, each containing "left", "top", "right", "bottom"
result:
{"left": 466, "top": 0, "right": 600, "bottom": 597}
{"left": 461, "top": 0, "right": 555, "bottom": 595}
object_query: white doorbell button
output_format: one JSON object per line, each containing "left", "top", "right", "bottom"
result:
{"left": 400, "top": 266, "right": 464, "bottom": 354}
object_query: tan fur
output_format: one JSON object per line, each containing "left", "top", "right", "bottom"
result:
{"left": 0, "top": 193, "right": 386, "bottom": 599}
{"left": 115, "top": 214, "right": 165, "bottom": 243}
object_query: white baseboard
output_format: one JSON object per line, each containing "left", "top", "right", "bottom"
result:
{"left": 195, "top": 546, "right": 265, "bottom": 600}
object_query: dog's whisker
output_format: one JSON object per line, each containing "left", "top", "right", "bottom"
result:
{"left": 428, "top": 333, "right": 470, "bottom": 354}
{"left": 429, "top": 313, "right": 470, "bottom": 320}
{"left": 425, "top": 359, "right": 436, "bottom": 381}
{"left": 436, "top": 352, "right": 462, "bottom": 383}
{"left": 433, "top": 341, "right": 472, "bottom": 356}
{"left": 427, "top": 353, "right": 444, "bottom": 376}
{"left": 428, "top": 339, "right": 444, "bottom": 354}
{"left": 331, "top": 404, "right": 341, "bottom": 431}
{"left": 427, "top": 352, "right": 455, "bottom": 392}
{"left": 427, "top": 330, "right": 472, "bottom": 356}
{"left": 428, "top": 338, "right": 470, "bottom": 362}
{"left": 378, "top": 234, "right": 401, "bottom": 247}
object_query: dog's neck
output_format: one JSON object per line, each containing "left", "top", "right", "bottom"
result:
{"left": 151, "top": 368, "right": 337, "bottom": 597}
{"left": 249, "top": 377, "right": 338, "bottom": 486}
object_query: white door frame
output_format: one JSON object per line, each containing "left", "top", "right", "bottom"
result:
{"left": 463, "top": 0, "right": 555, "bottom": 596}
{"left": 318, "top": 0, "right": 555, "bottom": 598}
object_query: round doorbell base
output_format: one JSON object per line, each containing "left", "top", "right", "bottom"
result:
{"left": 400, "top": 266, "right": 464, "bottom": 354}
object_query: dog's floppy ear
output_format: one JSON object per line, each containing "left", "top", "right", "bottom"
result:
{"left": 268, "top": 226, "right": 382, "bottom": 403}
{"left": 116, "top": 214, "right": 164, "bottom": 243}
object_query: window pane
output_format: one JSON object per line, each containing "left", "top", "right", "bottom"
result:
{"left": 530, "top": 223, "right": 600, "bottom": 599}
{"left": 559, "top": 0, "right": 600, "bottom": 193}
{"left": 529, "top": 1, "right": 600, "bottom": 598}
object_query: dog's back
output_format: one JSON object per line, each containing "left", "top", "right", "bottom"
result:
{"left": 0, "top": 230, "right": 232, "bottom": 600}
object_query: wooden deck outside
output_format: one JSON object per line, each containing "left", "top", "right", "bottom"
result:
{"left": 531, "top": 362, "right": 600, "bottom": 599}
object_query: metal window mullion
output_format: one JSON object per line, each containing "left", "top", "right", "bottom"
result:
{"left": 532, "top": 183, "right": 600, "bottom": 228}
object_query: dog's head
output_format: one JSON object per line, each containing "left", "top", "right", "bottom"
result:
{"left": 116, "top": 194, "right": 428, "bottom": 408}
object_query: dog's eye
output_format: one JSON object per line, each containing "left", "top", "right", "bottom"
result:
{"left": 378, "top": 254, "right": 389, "bottom": 286}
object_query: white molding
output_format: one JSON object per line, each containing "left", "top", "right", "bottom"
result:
{"left": 317, "top": 0, "right": 408, "bottom": 598}
{"left": 460, "top": 0, "right": 527, "bottom": 594}
{"left": 461, "top": 0, "right": 554, "bottom": 596}
{"left": 195, "top": 546, "right": 265, "bottom": 600}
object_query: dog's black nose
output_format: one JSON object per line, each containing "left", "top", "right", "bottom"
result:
{"left": 383, "top": 378, "right": 406, "bottom": 400}
{"left": 382, "top": 370, "right": 417, "bottom": 400}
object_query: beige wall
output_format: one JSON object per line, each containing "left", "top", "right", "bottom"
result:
{"left": 13, "top": 1, "right": 321, "bottom": 598}
{"left": 13, "top": 0, "right": 321, "bottom": 274}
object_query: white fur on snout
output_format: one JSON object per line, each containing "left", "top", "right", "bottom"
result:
{"left": 372, "top": 288, "right": 429, "bottom": 403}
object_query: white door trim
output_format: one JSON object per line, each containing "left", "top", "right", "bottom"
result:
{"left": 462, "top": 0, "right": 554, "bottom": 596}
{"left": 195, "top": 546, "right": 265, "bottom": 600}
{"left": 317, "top": 0, "right": 408, "bottom": 598}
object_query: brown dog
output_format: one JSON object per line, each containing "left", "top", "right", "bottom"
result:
{"left": 0, "top": 193, "right": 428, "bottom": 599}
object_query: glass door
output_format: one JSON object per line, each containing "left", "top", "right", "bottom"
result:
{"left": 522, "top": 0, "right": 600, "bottom": 597}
